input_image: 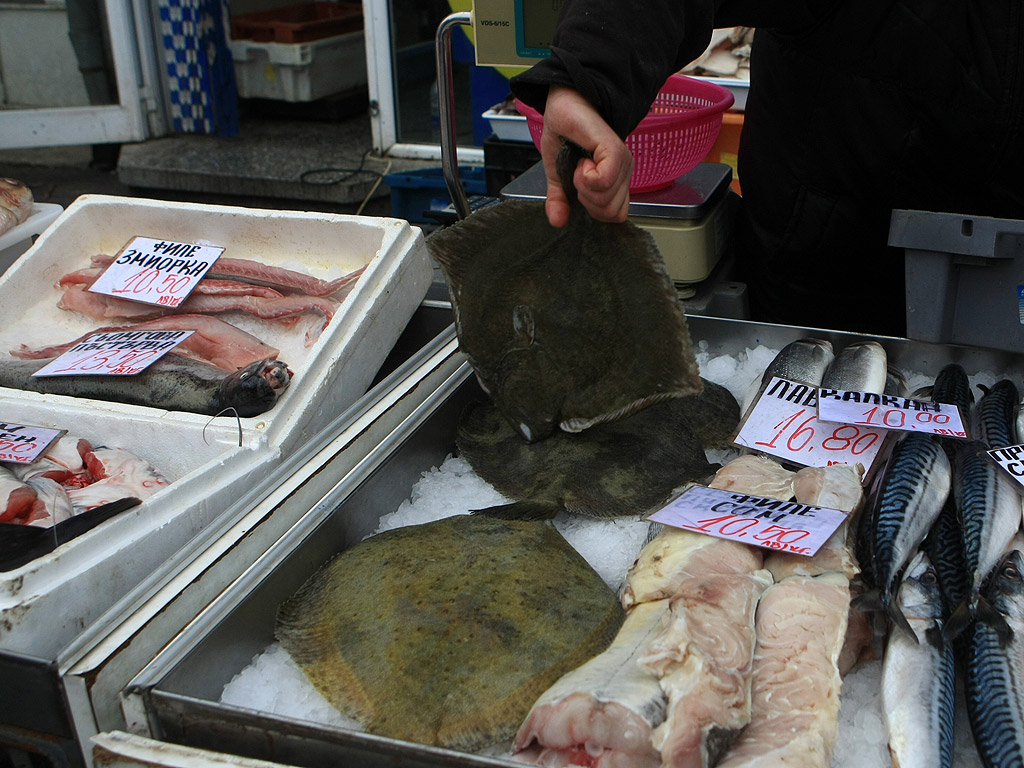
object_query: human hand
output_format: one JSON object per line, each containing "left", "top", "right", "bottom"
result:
{"left": 540, "top": 86, "right": 634, "bottom": 227}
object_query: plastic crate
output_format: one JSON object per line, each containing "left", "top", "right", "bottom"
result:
{"left": 230, "top": 2, "right": 362, "bottom": 43}
{"left": 385, "top": 166, "right": 488, "bottom": 223}
{"left": 483, "top": 134, "right": 541, "bottom": 195}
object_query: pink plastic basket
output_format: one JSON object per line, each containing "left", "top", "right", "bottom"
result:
{"left": 516, "top": 75, "right": 734, "bottom": 193}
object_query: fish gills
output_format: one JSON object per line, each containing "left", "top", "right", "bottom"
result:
{"left": 881, "top": 550, "right": 956, "bottom": 768}
{"left": 965, "top": 547, "right": 1024, "bottom": 768}
{"left": 276, "top": 515, "right": 623, "bottom": 751}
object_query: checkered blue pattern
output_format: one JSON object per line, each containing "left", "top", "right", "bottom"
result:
{"left": 158, "top": 0, "right": 239, "bottom": 136}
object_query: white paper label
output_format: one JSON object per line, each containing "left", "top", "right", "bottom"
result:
{"left": 817, "top": 388, "right": 968, "bottom": 439}
{"left": 0, "top": 423, "right": 65, "bottom": 464}
{"left": 32, "top": 329, "right": 195, "bottom": 377}
{"left": 733, "top": 376, "right": 887, "bottom": 471}
{"left": 89, "top": 236, "right": 224, "bottom": 307}
{"left": 987, "top": 444, "right": 1024, "bottom": 493}
{"left": 648, "top": 485, "right": 847, "bottom": 557}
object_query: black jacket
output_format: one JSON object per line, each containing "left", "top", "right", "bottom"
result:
{"left": 511, "top": 0, "right": 1024, "bottom": 336}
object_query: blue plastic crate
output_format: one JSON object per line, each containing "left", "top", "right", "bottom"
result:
{"left": 385, "top": 166, "right": 487, "bottom": 223}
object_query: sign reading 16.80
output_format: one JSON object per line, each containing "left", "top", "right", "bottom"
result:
{"left": 88, "top": 236, "right": 224, "bottom": 307}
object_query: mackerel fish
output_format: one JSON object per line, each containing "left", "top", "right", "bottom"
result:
{"left": 973, "top": 379, "right": 1020, "bottom": 450}
{"left": 947, "top": 439, "right": 1023, "bottom": 638}
{"left": 855, "top": 432, "right": 951, "bottom": 638}
{"left": 965, "top": 543, "right": 1024, "bottom": 768}
{"left": 881, "top": 550, "right": 956, "bottom": 768}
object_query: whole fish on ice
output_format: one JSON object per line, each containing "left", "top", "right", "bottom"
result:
{"left": 973, "top": 379, "right": 1020, "bottom": 450}
{"left": 457, "top": 378, "right": 740, "bottom": 519}
{"left": 428, "top": 139, "right": 702, "bottom": 443}
{"left": 740, "top": 337, "right": 834, "bottom": 415}
{"left": 820, "top": 340, "right": 888, "bottom": 394}
{"left": 881, "top": 549, "right": 956, "bottom": 768}
{"left": 276, "top": 514, "right": 623, "bottom": 751}
{"left": 0, "top": 354, "right": 290, "bottom": 417}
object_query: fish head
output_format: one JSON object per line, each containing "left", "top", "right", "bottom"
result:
{"left": 219, "top": 358, "right": 291, "bottom": 417}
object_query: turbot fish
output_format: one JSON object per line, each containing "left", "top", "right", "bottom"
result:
{"left": 964, "top": 543, "right": 1024, "bottom": 768}
{"left": 0, "top": 354, "right": 290, "bottom": 417}
{"left": 276, "top": 514, "right": 623, "bottom": 751}
{"left": 427, "top": 140, "right": 702, "bottom": 443}
{"left": 854, "top": 432, "right": 951, "bottom": 638}
{"left": 881, "top": 550, "right": 956, "bottom": 768}
{"left": 457, "top": 378, "right": 740, "bottom": 519}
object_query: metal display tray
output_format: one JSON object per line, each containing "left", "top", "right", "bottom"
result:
{"left": 124, "top": 316, "right": 1024, "bottom": 768}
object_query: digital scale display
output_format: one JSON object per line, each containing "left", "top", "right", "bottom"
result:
{"left": 472, "top": 0, "right": 561, "bottom": 67}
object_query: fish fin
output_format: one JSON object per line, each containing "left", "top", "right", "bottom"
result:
{"left": 850, "top": 588, "right": 882, "bottom": 613}
{"left": 885, "top": 600, "right": 919, "bottom": 643}
{"left": 471, "top": 501, "right": 560, "bottom": 521}
{"left": 975, "top": 594, "right": 1014, "bottom": 646}
{"left": 942, "top": 600, "right": 974, "bottom": 644}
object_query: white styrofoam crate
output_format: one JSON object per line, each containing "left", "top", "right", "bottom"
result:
{"left": 482, "top": 108, "right": 532, "bottom": 143}
{"left": 229, "top": 30, "right": 367, "bottom": 102}
{"left": 0, "top": 202, "right": 63, "bottom": 274}
{"left": 0, "top": 194, "right": 433, "bottom": 656}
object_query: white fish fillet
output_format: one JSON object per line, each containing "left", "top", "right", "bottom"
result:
{"left": 717, "top": 572, "right": 850, "bottom": 768}
{"left": 622, "top": 528, "right": 763, "bottom": 610}
{"left": 513, "top": 599, "right": 668, "bottom": 768}
{"left": 709, "top": 455, "right": 796, "bottom": 502}
{"left": 641, "top": 569, "right": 773, "bottom": 768}
{"left": 792, "top": 463, "right": 865, "bottom": 514}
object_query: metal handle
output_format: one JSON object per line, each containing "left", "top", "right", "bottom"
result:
{"left": 435, "top": 11, "right": 473, "bottom": 220}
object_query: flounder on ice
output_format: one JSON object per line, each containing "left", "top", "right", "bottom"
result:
{"left": 275, "top": 514, "right": 623, "bottom": 751}
{"left": 457, "top": 378, "right": 740, "bottom": 519}
{"left": 427, "top": 140, "right": 702, "bottom": 443}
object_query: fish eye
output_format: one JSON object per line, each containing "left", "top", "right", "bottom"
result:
{"left": 1002, "top": 563, "right": 1022, "bottom": 581}
{"left": 240, "top": 371, "right": 251, "bottom": 380}
{"left": 920, "top": 569, "right": 937, "bottom": 585}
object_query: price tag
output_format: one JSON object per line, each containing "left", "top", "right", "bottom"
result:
{"left": 0, "top": 423, "right": 65, "bottom": 464}
{"left": 649, "top": 484, "right": 847, "bottom": 556}
{"left": 89, "top": 236, "right": 224, "bottom": 307}
{"left": 987, "top": 445, "right": 1024, "bottom": 493}
{"left": 734, "top": 377, "right": 887, "bottom": 471}
{"left": 32, "top": 329, "right": 195, "bottom": 377}
{"left": 818, "top": 388, "right": 968, "bottom": 438}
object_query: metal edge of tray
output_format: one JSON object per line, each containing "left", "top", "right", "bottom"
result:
{"left": 119, "top": 315, "right": 1024, "bottom": 768}
{"left": 57, "top": 319, "right": 464, "bottom": 759}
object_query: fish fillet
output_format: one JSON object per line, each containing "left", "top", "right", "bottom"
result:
{"left": 717, "top": 572, "right": 850, "bottom": 768}
{"left": 513, "top": 600, "right": 668, "bottom": 768}
{"left": 709, "top": 455, "right": 796, "bottom": 501}
{"left": 641, "top": 570, "right": 773, "bottom": 768}
{"left": 622, "top": 528, "right": 763, "bottom": 610}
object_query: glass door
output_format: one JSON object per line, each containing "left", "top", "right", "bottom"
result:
{"left": 0, "top": 0, "right": 163, "bottom": 148}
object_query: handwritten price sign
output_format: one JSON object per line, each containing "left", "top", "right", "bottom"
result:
{"left": 734, "top": 377, "right": 887, "bottom": 471}
{"left": 817, "top": 389, "right": 968, "bottom": 439}
{"left": 649, "top": 485, "right": 847, "bottom": 556}
{"left": 987, "top": 445, "right": 1024, "bottom": 494}
{"left": 0, "top": 422, "right": 65, "bottom": 464}
{"left": 32, "top": 329, "right": 194, "bottom": 377}
{"left": 89, "top": 237, "right": 224, "bottom": 307}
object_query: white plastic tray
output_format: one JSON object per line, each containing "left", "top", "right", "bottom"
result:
{"left": 0, "top": 202, "right": 64, "bottom": 274}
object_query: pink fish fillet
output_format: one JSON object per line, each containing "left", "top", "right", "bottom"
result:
{"left": 69, "top": 441, "right": 168, "bottom": 513}
{"left": 0, "top": 465, "right": 40, "bottom": 523}
{"left": 12, "top": 314, "right": 281, "bottom": 371}
{"left": 90, "top": 253, "right": 366, "bottom": 297}
{"left": 59, "top": 284, "right": 337, "bottom": 346}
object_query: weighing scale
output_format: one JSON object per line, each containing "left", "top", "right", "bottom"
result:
{"left": 434, "top": 9, "right": 739, "bottom": 295}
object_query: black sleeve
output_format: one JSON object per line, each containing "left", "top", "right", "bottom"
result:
{"left": 510, "top": 0, "right": 842, "bottom": 138}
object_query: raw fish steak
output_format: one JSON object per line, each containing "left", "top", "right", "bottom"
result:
{"left": 275, "top": 514, "right": 623, "bottom": 751}
{"left": 427, "top": 141, "right": 702, "bottom": 443}
{"left": 457, "top": 378, "right": 740, "bottom": 519}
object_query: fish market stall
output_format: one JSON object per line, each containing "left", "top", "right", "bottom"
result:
{"left": 0, "top": 194, "right": 437, "bottom": 766}
{"left": 74, "top": 316, "right": 1024, "bottom": 768}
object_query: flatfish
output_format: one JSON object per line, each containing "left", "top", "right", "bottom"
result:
{"left": 427, "top": 140, "right": 701, "bottom": 443}
{"left": 275, "top": 514, "right": 623, "bottom": 751}
{"left": 457, "top": 378, "right": 740, "bottom": 519}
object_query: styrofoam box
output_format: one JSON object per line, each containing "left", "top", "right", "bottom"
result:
{"left": 229, "top": 30, "right": 367, "bottom": 102}
{"left": 0, "top": 194, "right": 433, "bottom": 656}
{"left": 482, "top": 107, "right": 532, "bottom": 143}
{"left": 0, "top": 202, "right": 63, "bottom": 275}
